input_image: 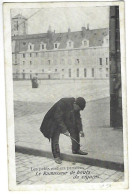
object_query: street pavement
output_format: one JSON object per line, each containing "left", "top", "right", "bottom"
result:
{"left": 13, "top": 79, "right": 124, "bottom": 181}
{"left": 13, "top": 79, "right": 109, "bottom": 103}
{"left": 14, "top": 98, "right": 123, "bottom": 165}
{"left": 16, "top": 152, "right": 124, "bottom": 185}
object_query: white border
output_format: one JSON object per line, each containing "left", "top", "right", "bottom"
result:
{"left": 2, "top": 0, "right": 128, "bottom": 191}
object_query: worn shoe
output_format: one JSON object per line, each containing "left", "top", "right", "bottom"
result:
{"left": 72, "top": 150, "right": 88, "bottom": 155}
{"left": 54, "top": 157, "right": 62, "bottom": 164}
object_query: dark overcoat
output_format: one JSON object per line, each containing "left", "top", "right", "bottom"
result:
{"left": 40, "top": 97, "right": 83, "bottom": 140}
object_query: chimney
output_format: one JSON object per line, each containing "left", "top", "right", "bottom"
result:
{"left": 68, "top": 28, "right": 71, "bottom": 39}
{"left": 87, "top": 24, "right": 89, "bottom": 30}
{"left": 81, "top": 27, "right": 86, "bottom": 37}
{"left": 47, "top": 25, "right": 53, "bottom": 40}
{"left": 53, "top": 30, "right": 56, "bottom": 37}
{"left": 48, "top": 25, "right": 52, "bottom": 32}
{"left": 68, "top": 28, "right": 71, "bottom": 33}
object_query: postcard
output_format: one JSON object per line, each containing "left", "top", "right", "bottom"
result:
{"left": 3, "top": 1, "right": 128, "bottom": 190}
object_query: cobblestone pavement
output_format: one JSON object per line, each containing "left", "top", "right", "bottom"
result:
{"left": 16, "top": 152, "right": 124, "bottom": 185}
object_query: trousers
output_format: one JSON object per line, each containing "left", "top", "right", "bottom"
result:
{"left": 51, "top": 130, "right": 80, "bottom": 158}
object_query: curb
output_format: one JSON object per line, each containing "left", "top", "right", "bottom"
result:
{"left": 15, "top": 145, "right": 124, "bottom": 172}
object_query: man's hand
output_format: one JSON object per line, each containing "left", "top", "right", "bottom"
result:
{"left": 63, "top": 131, "right": 70, "bottom": 136}
{"left": 80, "top": 131, "right": 85, "bottom": 137}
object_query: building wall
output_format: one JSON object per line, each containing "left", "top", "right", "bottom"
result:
{"left": 11, "top": 15, "right": 109, "bottom": 80}
{"left": 12, "top": 46, "right": 109, "bottom": 80}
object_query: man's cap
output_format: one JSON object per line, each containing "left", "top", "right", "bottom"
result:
{"left": 75, "top": 97, "right": 86, "bottom": 110}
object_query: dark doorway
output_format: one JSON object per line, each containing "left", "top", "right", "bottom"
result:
{"left": 23, "top": 73, "right": 25, "bottom": 79}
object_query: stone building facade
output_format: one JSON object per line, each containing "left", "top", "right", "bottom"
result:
{"left": 12, "top": 14, "right": 109, "bottom": 80}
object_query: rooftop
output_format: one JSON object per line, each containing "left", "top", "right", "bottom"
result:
{"left": 12, "top": 26, "right": 109, "bottom": 52}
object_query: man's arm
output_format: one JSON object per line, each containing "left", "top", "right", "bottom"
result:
{"left": 76, "top": 112, "right": 83, "bottom": 132}
{"left": 76, "top": 112, "right": 85, "bottom": 137}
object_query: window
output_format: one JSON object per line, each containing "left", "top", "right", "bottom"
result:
{"left": 62, "top": 69, "right": 64, "bottom": 71}
{"left": 48, "top": 60, "right": 50, "bottom": 65}
{"left": 54, "top": 43, "right": 60, "bottom": 49}
{"left": 55, "top": 43, "right": 58, "bottom": 48}
{"left": 40, "top": 43, "right": 46, "bottom": 50}
{"left": 99, "top": 58, "right": 102, "bottom": 65}
{"left": 23, "top": 54, "right": 25, "bottom": 58}
{"left": 92, "top": 68, "right": 94, "bottom": 77}
{"left": 28, "top": 43, "right": 34, "bottom": 51}
{"left": 30, "top": 53, "right": 32, "bottom": 57}
{"left": 69, "top": 69, "right": 71, "bottom": 77}
{"left": 84, "top": 68, "right": 87, "bottom": 77}
{"left": 76, "top": 59, "right": 80, "bottom": 64}
{"left": 42, "top": 69, "right": 44, "bottom": 72}
{"left": 15, "top": 54, "right": 17, "bottom": 64}
{"left": 14, "top": 21, "right": 18, "bottom": 30}
{"left": 23, "top": 70, "right": 25, "bottom": 72}
{"left": 30, "top": 61, "right": 32, "bottom": 65}
{"left": 77, "top": 68, "right": 79, "bottom": 77}
{"left": 23, "top": 61, "right": 25, "bottom": 65}
{"left": 30, "top": 74, "right": 32, "bottom": 79}
{"left": 67, "top": 40, "right": 73, "bottom": 48}
{"left": 84, "top": 41, "right": 87, "bottom": 46}
{"left": 55, "top": 69, "right": 57, "bottom": 72}
{"left": 106, "top": 58, "right": 108, "bottom": 65}
{"left": 36, "top": 53, "right": 38, "bottom": 57}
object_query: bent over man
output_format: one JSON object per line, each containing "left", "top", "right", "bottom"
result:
{"left": 40, "top": 97, "right": 88, "bottom": 164}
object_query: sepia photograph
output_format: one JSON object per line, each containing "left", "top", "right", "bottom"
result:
{"left": 3, "top": 1, "right": 128, "bottom": 190}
